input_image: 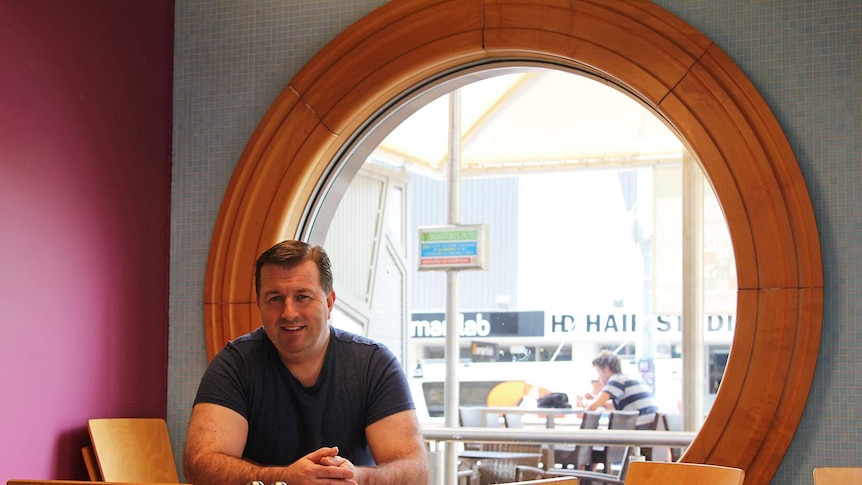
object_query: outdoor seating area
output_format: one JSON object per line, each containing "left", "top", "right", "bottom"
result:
{"left": 489, "top": 462, "right": 746, "bottom": 485}
{"left": 431, "top": 460, "right": 747, "bottom": 485}
{"left": 450, "top": 405, "right": 685, "bottom": 481}
{"left": 430, "top": 443, "right": 747, "bottom": 485}
{"left": 424, "top": 418, "right": 698, "bottom": 485}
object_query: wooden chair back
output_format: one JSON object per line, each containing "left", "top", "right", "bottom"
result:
{"left": 625, "top": 461, "right": 744, "bottom": 485}
{"left": 87, "top": 418, "right": 180, "bottom": 483}
{"left": 81, "top": 445, "right": 102, "bottom": 480}
{"left": 813, "top": 467, "right": 862, "bottom": 485}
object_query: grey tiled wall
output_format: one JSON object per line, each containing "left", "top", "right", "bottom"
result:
{"left": 170, "top": 1, "right": 861, "bottom": 482}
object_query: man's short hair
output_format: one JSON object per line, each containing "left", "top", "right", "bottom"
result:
{"left": 254, "top": 240, "right": 334, "bottom": 297}
{"left": 592, "top": 350, "right": 622, "bottom": 374}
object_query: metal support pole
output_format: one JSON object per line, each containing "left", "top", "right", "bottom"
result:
{"left": 682, "top": 154, "right": 705, "bottom": 432}
{"left": 442, "top": 89, "right": 462, "bottom": 485}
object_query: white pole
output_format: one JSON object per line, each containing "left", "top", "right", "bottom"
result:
{"left": 442, "top": 89, "right": 462, "bottom": 485}
{"left": 682, "top": 154, "right": 705, "bottom": 432}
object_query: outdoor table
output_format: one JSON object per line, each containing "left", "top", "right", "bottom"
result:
{"left": 479, "top": 406, "right": 585, "bottom": 429}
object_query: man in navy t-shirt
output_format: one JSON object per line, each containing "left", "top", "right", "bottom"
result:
{"left": 184, "top": 240, "right": 428, "bottom": 485}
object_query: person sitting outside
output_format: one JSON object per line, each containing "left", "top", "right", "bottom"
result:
{"left": 578, "top": 350, "right": 658, "bottom": 429}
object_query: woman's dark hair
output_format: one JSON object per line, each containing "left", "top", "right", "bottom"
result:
{"left": 254, "top": 240, "right": 333, "bottom": 297}
{"left": 591, "top": 350, "right": 622, "bottom": 374}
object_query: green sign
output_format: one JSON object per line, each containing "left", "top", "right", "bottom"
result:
{"left": 418, "top": 225, "right": 488, "bottom": 271}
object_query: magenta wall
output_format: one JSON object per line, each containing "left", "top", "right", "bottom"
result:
{"left": 0, "top": 1, "right": 173, "bottom": 480}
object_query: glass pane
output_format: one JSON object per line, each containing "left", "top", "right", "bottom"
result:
{"left": 319, "top": 67, "right": 736, "bottom": 429}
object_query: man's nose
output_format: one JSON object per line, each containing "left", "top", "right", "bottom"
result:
{"left": 280, "top": 300, "right": 300, "bottom": 319}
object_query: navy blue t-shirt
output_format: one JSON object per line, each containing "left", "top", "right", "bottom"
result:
{"left": 193, "top": 326, "right": 415, "bottom": 466}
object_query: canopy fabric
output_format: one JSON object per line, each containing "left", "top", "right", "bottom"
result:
{"left": 375, "top": 69, "right": 684, "bottom": 176}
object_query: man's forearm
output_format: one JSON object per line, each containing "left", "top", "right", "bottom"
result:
{"left": 356, "top": 454, "right": 429, "bottom": 485}
{"left": 184, "top": 451, "right": 287, "bottom": 485}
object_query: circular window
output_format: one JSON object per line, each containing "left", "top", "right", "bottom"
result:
{"left": 204, "top": 2, "right": 822, "bottom": 483}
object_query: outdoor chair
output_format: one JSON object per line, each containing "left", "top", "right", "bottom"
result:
{"left": 554, "top": 410, "right": 603, "bottom": 470}
{"left": 592, "top": 410, "right": 638, "bottom": 472}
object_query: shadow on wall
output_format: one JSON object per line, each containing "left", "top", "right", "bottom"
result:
{"left": 55, "top": 427, "right": 91, "bottom": 479}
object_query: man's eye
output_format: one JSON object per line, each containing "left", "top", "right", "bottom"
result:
{"left": 268, "top": 295, "right": 284, "bottom": 303}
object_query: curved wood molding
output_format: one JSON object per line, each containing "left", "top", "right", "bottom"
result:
{"left": 204, "top": 1, "right": 823, "bottom": 483}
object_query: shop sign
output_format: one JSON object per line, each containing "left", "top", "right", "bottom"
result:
{"left": 417, "top": 224, "right": 488, "bottom": 270}
{"left": 410, "top": 310, "right": 735, "bottom": 341}
{"left": 410, "top": 311, "right": 544, "bottom": 338}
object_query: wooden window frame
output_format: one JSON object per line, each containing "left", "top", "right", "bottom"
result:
{"left": 204, "top": 2, "right": 823, "bottom": 484}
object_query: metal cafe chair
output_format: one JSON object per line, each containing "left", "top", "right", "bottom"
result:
{"left": 592, "top": 410, "right": 639, "bottom": 473}
{"left": 554, "top": 410, "right": 603, "bottom": 470}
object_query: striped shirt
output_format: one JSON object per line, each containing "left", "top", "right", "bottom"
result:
{"left": 602, "top": 373, "right": 659, "bottom": 428}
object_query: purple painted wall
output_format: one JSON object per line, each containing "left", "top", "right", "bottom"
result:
{"left": 0, "top": 1, "right": 173, "bottom": 480}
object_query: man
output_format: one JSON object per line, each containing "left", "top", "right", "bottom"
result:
{"left": 580, "top": 350, "right": 658, "bottom": 429}
{"left": 184, "top": 240, "right": 429, "bottom": 485}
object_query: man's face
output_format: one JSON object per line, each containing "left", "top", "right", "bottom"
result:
{"left": 256, "top": 260, "right": 335, "bottom": 361}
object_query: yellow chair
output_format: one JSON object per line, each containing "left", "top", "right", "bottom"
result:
{"left": 625, "top": 461, "right": 744, "bottom": 485}
{"left": 813, "top": 467, "right": 862, "bottom": 485}
{"left": 81, "top": 445, "right": 102, "bottom": 480}
{"left": 87, "top": 418, "right": 180, "bottom": 483}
